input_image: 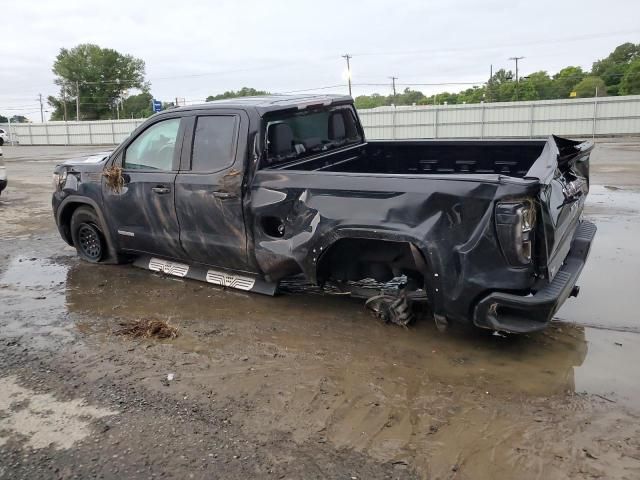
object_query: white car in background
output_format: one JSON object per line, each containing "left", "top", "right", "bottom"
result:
{"left": 0, "top": 128, "right": 7, "bottom": 146}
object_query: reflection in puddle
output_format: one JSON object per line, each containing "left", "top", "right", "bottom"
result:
{"left": 558, "top": 186, "right": 640, "bottom": 332}
{"left": 0, "top": 255, "right": 69, "bottom": 289}
{"left": 0, "top": 255, "right": 72, "bottom": 347}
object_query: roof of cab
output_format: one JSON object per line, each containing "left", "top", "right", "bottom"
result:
{"left": 158, "top": 94, "right": 353, "bottom": 116}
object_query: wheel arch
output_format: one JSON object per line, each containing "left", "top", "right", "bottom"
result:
{"left": 314, "top": 235, "right": 432, "bottom": 288}
{"left": 313, "top": 233, "right": 447, "bottom": 320}
{"left": 57, "top": 196, "right": 118, "bottom": 260}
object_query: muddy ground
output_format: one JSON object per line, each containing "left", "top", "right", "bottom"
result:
{"left": 0, "top": 143, "right": 639, "bottom": 479}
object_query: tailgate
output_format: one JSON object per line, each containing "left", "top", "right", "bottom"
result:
{"left": 526, "top": 136, "right": 593, "bottom": 280}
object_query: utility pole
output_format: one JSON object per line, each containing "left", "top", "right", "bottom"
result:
{"left": 38, "top": 93, "right": 44, "bottom": 123}
{"left": 75, "top": 81, "right": 80, "bottom": 121}
{"left": 508, "top": 56, "right": 524, "bottom": 101}
{"left": 488, "top": 64, "right": 493, "bottom": 102}
{"left": 341, "top": 54, "right": 353, "bottom": 97}
{"left": 389, "top": 76, "right": 398, "bottom": 104}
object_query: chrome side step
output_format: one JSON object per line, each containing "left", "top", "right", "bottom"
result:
{"left": 133, "top": 255, "right": 278, "bottom": 296}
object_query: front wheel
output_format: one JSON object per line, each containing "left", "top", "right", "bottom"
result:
{"left": 70, "top": 207, "right": 107, "bottom": 263}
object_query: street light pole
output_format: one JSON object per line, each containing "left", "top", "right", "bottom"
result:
{"left": 508, "top": 56, "right": 524, "bottom": 101}
{"left": 38, "top": 93, "right": 44, "bottom": 123}
{"left": 342, "top": 54, "right": 353, "bottom": 97}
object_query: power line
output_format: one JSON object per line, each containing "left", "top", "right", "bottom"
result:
{"left": 276, "top": 84, "right": 347, "bottom": 94}
{"left": 350, "top": 28, "right": 640, "bottom": 57}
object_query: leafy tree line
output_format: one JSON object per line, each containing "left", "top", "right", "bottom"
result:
{"left": 34, "top": 40, "right": 640, "bottom": 122}
{"left": 206, "top": 87, "right": 269, "bottom": 101}
{"left": 354, "top": 42, "right": 640, "bottom": 109}
{"left": 0, "top": 114, "right": 29, "bottom": 123}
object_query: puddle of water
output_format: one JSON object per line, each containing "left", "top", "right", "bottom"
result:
{"left": 586, "top": 184, "right": 640, "bottom": 216}
{"left": 558, "top": 186, "right": 640, "bottom": 332}
{"left": 574, "top": 328, "right": 640, "bottom": 405}
{"left": 0, "top": 208, "right": 639, "bottom": 411}
{"left": 0, "top": 255, "right": 72, "bottom": 347}
{"left": 0, "top": 255, "right": 69, "bottom": 289}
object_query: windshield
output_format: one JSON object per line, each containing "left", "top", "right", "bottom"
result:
{"left": 264, "top": 107, "right": 362, "bottom": 166}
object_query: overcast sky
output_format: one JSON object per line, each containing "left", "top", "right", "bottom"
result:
{"left": 2, "top": 0, "right": 639, "bottom": 120}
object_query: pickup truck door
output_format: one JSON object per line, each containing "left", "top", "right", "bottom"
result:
{"left": 174, "top": 112, "right": 251, "bottom": 272}
{"left": 102, "top": 116, "right": 185, "bottom": 259}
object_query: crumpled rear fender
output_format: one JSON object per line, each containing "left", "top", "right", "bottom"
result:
{"left": 248, "top": 171, "right": 540, "bottom": 322}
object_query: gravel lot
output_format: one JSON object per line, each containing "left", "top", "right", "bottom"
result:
{"left": 0, "top": 143, "right": 639, "bottom": 479}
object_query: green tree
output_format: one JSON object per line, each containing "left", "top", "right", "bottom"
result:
{"left": 521, "top": 71, "right": 553, "bottom": 99}
{"left": 10, "top": 115, "right": 28, "bottom": 123}
{"left": 0, "top": 114, "right": 8, "bottom": 123}
{"left": 458, "top": 86, "right": 486, "bottom": 104}
{"left": 573, "top": 76, "right": 608, "bottom": 98}
{"left": 354, "top": 93, "right": 388, "bottom": 109}
{"left": 121, "top": 92, "right": 154, "bottom": 118}
{"left": 394, "top": 87, "right": 426, "bottom": 105}
{"left": 496, "top": 81, "right": 517, "bottom": 101}
{"left": 551, "top": 66, "right": 585, "bottom": 98}
{"left": 206, "top": 87, "right": 269, "bottom": 102}
{"left": 619, "top": 58, "right": 640, "bottom": 95}
{"left": 47, "top": 44, "right": 147, "bottom": 120}
{"left": 435, "top": 91, "right": 462, "bottom": 104}
{"left": 592, "top": 42, "right": 640, "bottom": 95}
{"left": 485, "top": 69, "right": 514, "bottom": 102}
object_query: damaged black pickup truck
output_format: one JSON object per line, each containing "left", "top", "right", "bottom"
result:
{"left": 52, "top": 94, "right": 596, "bottom": 333}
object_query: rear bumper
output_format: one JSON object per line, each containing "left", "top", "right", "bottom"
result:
{"left": 473, "top": 220, "right": 596, "bottom": 333}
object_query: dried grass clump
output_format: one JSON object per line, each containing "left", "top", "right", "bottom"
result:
{"left": 103, "top": 165, "right": 124, "bottom": 193}
{"left": 115, "top": 319, "right": 179, "bottom": 339}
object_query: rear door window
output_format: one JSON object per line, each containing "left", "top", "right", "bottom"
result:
{"left": 191, "top": 116, "right": 238, "bottom": 172}
{"left": 264, "top": 107, "right": 362, "bottom": 166}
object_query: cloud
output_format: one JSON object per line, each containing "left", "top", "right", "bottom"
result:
{"left": 2, "top": 0, "right": 639, "bottom": 120}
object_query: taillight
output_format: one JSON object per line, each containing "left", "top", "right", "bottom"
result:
{"left": 496, "top": 201, "right": 535, "bottom": 266}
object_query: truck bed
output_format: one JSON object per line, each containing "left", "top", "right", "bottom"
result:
{"left": 270, "top": 139, "right": 547, "bottom": 178}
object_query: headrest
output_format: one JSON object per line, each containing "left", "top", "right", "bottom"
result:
{"left": 268, "top": 123, "right": 294, "bottom": 156}
{"left": 328, "top": 112, "right": 346, "bottom": 140}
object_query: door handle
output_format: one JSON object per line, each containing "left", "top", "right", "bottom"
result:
{"left": 151, "top": 186, "right": 171, "bottom": 194}
{"left": 212, "top": 191, "right": 236, "bottom": 199}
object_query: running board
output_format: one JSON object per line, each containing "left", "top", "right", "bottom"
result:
{"left": 133, "top": 255, "right": 278, "bottom": 296}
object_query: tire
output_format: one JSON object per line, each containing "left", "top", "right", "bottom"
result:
{"left": 365, "top": 293, "right": 414, "bottom": 327}
{"left": 70, "top": 206, "right": 107, "bottom": 263}
{"left": 0, "top": 137, "right": 4, "bottom": 146}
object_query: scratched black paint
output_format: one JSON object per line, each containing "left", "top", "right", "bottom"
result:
{"left": 52, "top": 95, "right": 596, "bottom": 333}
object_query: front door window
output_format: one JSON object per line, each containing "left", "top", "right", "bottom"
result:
{"left": 124, "top": 118, "right": 180, "bottom": 171}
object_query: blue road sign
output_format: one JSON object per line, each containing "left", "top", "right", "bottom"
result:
{"left": 152, "top": 99, "right": 162, "bottom": 113}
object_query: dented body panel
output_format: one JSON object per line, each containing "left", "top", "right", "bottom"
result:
{"left": 52, "top": 95, "right": 596, "bottom": 332}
